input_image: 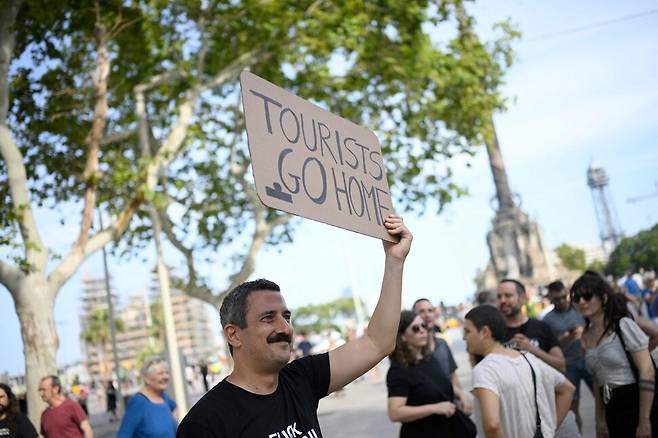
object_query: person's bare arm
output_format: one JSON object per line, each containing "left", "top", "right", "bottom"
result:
{"left": 555, "top": 380, "right": 575, "bottom": 426}
{"left": 631, "top": 348, "right": 655, "bottom": 437}
{"left": 473, "top": 388, "right": 504, "bottom": 438}
{"left": 328, "top": 215, "right": 412, "bottom": 393}
{"left": 635, "top": 316, "right": 658, "bottom": 351}
{"left": 388, "top": 397, "right": 455, "bottom": 422}
{"left": 451, "top": 372, "right": 472, "bottom": 414}
{"left": 80, "top": 419, "right": 94, "bottom": 438}
{"left": 513, "top": 334, "right": 566, "bottom": 372}
{"left": 592, "top": 376, "right": 608, "bottom": 438}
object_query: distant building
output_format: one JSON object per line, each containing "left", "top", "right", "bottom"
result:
{"left": 80, "top": 274, "right": 219, "bottom": 383}
{"left": 80, "top": 274, "right": 119, "bottom": 381}
{"left": 148, "top": 277, "right": 218, "bottom": 365}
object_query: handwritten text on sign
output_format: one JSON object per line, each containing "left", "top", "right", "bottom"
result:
{"left": 240, "top": 71, "right": 395, "bottom": 242}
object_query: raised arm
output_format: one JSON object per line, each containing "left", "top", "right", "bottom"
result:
{"left": 328, "top": 214, "right": 412, "bottom": 393}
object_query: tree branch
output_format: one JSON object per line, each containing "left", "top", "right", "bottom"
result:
{"left": 0, "top": 0, "right": 48, "bottom": 274}
{"left": 157, "top": 207, "right": 197, "bottom": 286}
{"left": 0, "top": 258, "right": 24, "bottom": 295}
{"left": 195, "top": 0, "right": 217, "bottom": 77}
{"left": 134, "top": 71, "right": 186, "bottom": 94}
{"left": 47, "top": 194, "right": 143, "bottom": 293}
{"left": 76, "top": 10, "right": 110, "bottom": 247}
{"left": 199, "top": 48, "right": 265, "bottom": 93}
{"left": 100, "top": 127, "right": 137, "bottom": 145}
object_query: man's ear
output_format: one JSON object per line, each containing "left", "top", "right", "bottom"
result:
{"left": 480, "top": 325, "right": 492, "bottom": 340}
{"left": 224, "top": 325, "right": 242, "bottom": 351}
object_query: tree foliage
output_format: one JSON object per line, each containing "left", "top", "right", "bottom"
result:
{"left": 1, "top": 0, "right": 517, "bottom": 418}
{"left": 606, "top": 224, "right": 658, "bottom": 276}
{"left": 555, "top": 243, "right": 587, "bottom": 272}
{"left": 4, "top": 0, "right": 518, "bottom": 282}
{"left": 293, "top": 296, "right": 366, "bottom": 335}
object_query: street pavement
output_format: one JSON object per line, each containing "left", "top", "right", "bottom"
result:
{"left": 91, "top": 328, "right": 597, "bottom": 437}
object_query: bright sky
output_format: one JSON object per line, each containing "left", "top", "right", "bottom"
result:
{"left": 1, "top": 0, "right": 657, "bottom": 375}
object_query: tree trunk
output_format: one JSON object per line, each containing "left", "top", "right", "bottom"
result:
{"left": 14, "top": 277, "right": 58, "bottom": 429}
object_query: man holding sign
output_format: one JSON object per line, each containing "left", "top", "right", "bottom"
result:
{"left": 177, "top": 214, "right": 412, "bottom": 437}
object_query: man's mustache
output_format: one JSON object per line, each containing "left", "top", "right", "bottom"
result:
{"left": 267, "top": 332, "right": 292, "bottom": 344}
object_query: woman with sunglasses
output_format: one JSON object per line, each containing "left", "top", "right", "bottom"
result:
{"left": 572, "top": 271, "right": 656, "bottom": 438}
{"left": 387, "top": 310, "right": 473, "bottom": 437}
{"left": 117, "top": 356, "right": 178, "bottom": 438}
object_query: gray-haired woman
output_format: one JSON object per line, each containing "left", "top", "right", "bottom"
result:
{"left": 116, "top": 357, "right": 178, "bottom": 438}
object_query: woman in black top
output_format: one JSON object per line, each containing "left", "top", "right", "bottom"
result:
{"left": 386, "top": 310, "right": 462, "bottom": 437}
{"left": 0, "top": 383, "right": 38, "bottom": 438}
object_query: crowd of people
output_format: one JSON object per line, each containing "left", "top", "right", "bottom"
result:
{"left": 1, "top": 217, "right": 655, "bottom": 438}
{"left": 383, "top": 269, "right": 657, "bottom": 438}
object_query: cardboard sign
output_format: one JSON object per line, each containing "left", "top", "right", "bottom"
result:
{"left": 240, "top": 71, "right": 396, "bottom": 242}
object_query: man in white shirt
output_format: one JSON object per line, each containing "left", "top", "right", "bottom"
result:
{"left": 463, "top": 305, "right": 574, "bottom": 438}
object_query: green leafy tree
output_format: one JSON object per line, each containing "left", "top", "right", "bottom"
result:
{"left": 606, "top": 224, "right": 658, "bottom": 276}
{"left": 555, "top": 243, "right": 587, "bottom": 272}
{"left": 1, "top": 0, "right": 516, "bottom": 419}
{"left": 293, "top": 296, "right": 367, "bottom": 335}
{"left": 80, "top": 307, "right": 124, "bottom": 379}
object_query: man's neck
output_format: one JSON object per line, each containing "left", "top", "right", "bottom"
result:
{"left": 506, "top": 314, "right": 528, "bottom": 328}
{"left": 227, "top": 364, "right": 280, "bottom": 395}
{"left": 481, "top": 341, "right": 516, "bottom": 357}
{"left": 48, "top": 395, "right": 65, "bottom": 408}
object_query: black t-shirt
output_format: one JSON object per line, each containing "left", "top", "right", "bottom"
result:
{"left": 177, "top": 353, "right": 330, "bottom": 438}
{"left": 503, "top": 318, "right": 559, "bottom": 353}
{"left": 0, "top": 413, "right": 39, "bottom": 438}
{"left": 386, "top": 356, "right": 455, "bottom": 438}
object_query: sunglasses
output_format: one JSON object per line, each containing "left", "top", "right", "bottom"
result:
{"left": 571, "top": 291, "right": 595, "bottom": 303}
{"left": 410, "top": 323, "right": 429, "bottom": 333}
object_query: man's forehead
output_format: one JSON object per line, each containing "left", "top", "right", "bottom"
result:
{"left": 247, "top": 290, "right": 288, "bottom": 311}
{"left": 497, "top": 282, "right": 517, "bottom": 294}
{"left": 414, "top": 300, "right": 433, "bottom": 310}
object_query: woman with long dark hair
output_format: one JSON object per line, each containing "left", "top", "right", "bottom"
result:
{"left": 572, "top": 271, "right": 656, "bottom": 437}
{"left": 0, "top": 383, "right": 38, "bottom": 438}
{"left": 386, "top": 310, "right": 474, "bottom": 437}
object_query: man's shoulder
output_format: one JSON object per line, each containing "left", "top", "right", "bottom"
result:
{"left": 281, "top": 352, "right": 328, "bottom": 377}
{"left": 433, "top": 335, "right": 448, "bottom": 346}
{"left": 527, "top": 318, "right": 552, "bottom": 331}
{"left": 180, "top": 382, "right": 232, "bottom": 429}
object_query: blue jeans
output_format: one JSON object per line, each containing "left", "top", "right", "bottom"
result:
{"left": 565, "top": 359, "right": 593, "bottom": 401}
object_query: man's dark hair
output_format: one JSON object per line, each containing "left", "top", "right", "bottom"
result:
{"left": 411, "top": 298, "right": 431, "bottom": 311}
{"left": 465, "top": 305, "right": 507, "bottom": 343}
{"left": 547, "top": 280, "right": 566, "bottom": 293}
{"left": 0, "top": 383, "right": 20, "bottom": 432}
{"left": 220, "top": 279, "right": 281, "bottom": 329}
{"left": 500, "top": 278, "right": 526, "bottom": 295}
{"left": 476, "top": 290, "right": 497, "bottom": 306}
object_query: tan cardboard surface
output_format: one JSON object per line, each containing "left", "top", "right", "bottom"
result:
{"left": 240, "top": 70, "right": 396, "bottom": 242}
